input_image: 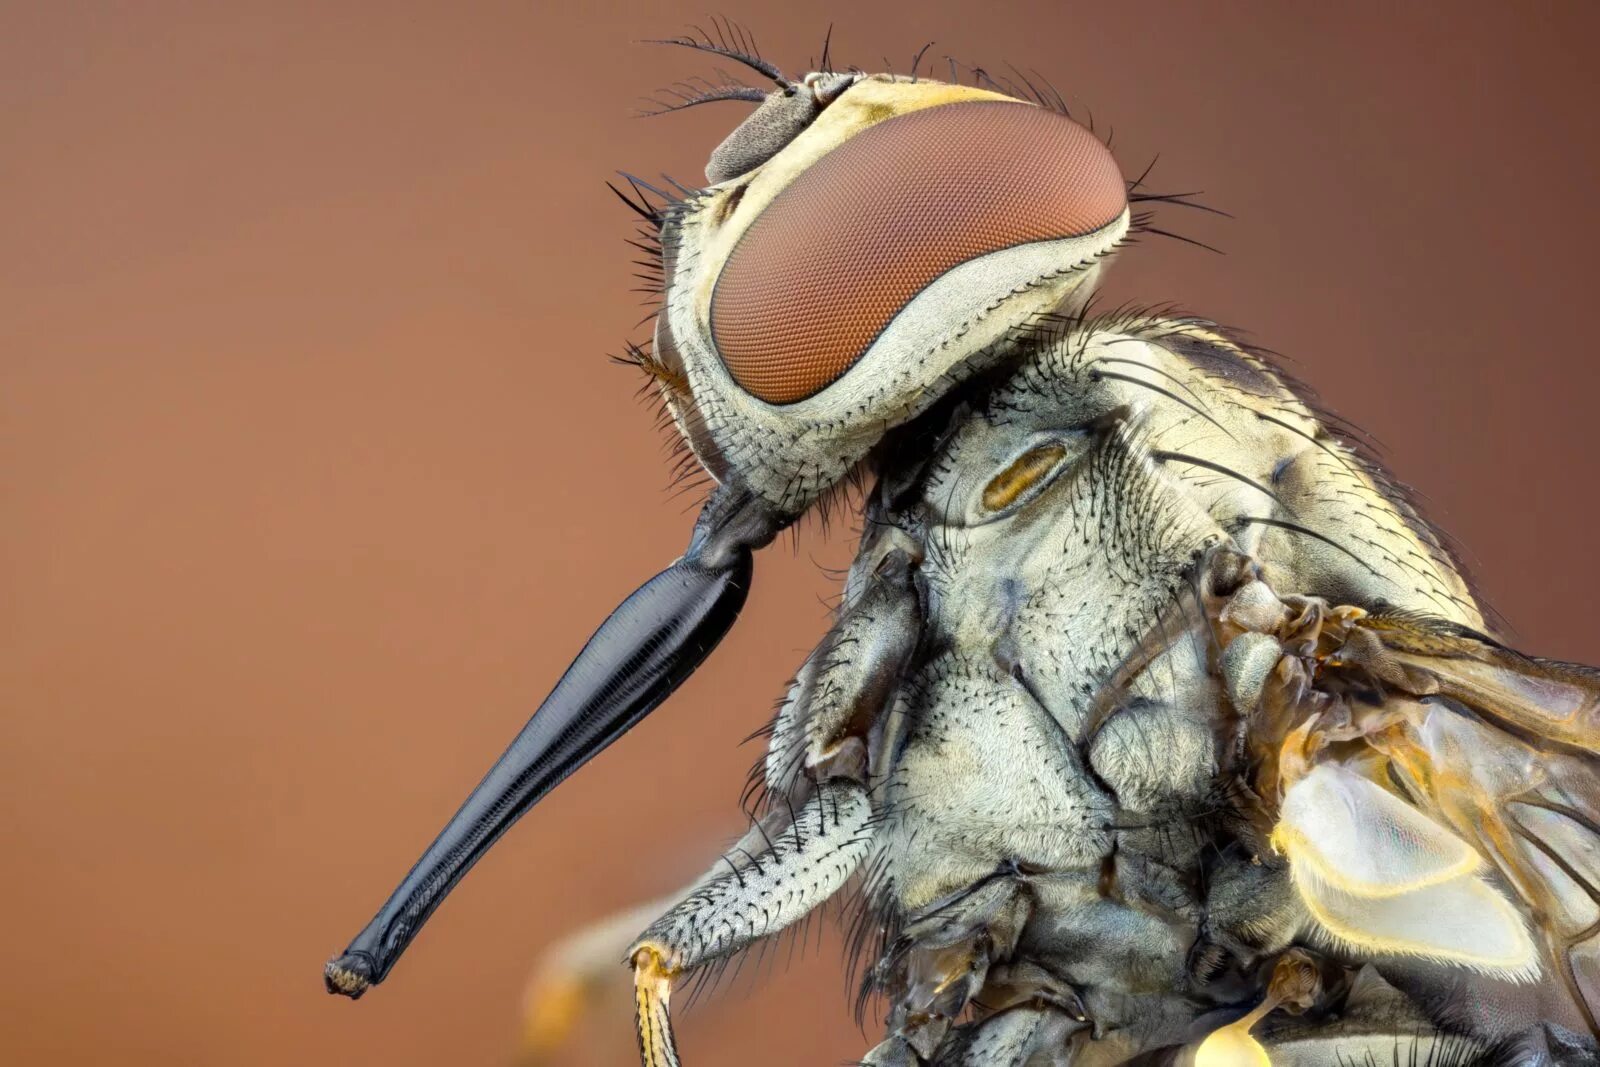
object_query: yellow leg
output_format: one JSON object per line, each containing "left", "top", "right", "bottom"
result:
{"left": 632, "top": 945, "right": 681, "bottom": 1067}
{"left": 517, "top": 897, "right": 677, "bottom": 1066}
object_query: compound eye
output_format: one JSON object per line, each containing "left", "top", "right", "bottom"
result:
{"left": 710, "top": 101, "right": 1127, "bottom": 405}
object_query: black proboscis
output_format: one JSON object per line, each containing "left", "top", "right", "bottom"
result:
{"left": 325, "top": 486, "right": 780, "bottom": 997}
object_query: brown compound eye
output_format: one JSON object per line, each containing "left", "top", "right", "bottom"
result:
{"left": 709, "top": 100, "right": 1127, "bottom": 405}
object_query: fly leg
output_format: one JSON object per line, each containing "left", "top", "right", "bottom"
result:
{"left": 764, "top": 536, "right": 924, "bottom": 794}
{"left": 861, "top": 873, "right": 1098, "bottom": 1064}
{"left": 628, "top": 538, "right": 924, "bottom": 1066}
{"left": 628, "top": 779, "right": 873, "bottom": 1065}
{"left": 518, "top": 824, "right": 809, "bottom": 1066}
{"left": 871, "top": 871, "right": 1040, "bottom": 1061}
{"left": 864, "top": 1004, "right": 1088, "bottom": 1067}
{"left": 517, "top": 895, "right": 679, "bottom": 1066}
{"left": 937, "top": 1006, "right": 1090, "bottom": 1066}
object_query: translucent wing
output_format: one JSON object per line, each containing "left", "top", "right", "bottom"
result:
{"left": 1332, "top": 614, "right": 1600, "bottom": 1034}
{"left": 1275, "top": 761, "right": 1538, "bottom": 978}
{"left": 1305, "top": 617, "right": 1600, "bottom": 1036}
{"left": 1212, "top": 571, "right": 1600, "bottom": 1035}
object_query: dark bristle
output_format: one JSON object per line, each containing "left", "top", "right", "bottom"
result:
{"left": 645, "top": 17, "right": 788, "bottom": 87}
{"left": 606, "top": 180, "right": 661, "bottom": 229}
{"left": 636, "top": 78, "right": 768, "bottom": 118}
{"left": 1235, "top": 515, "right": 1381, "bottom": 580}
{"left": 618, "top": 171, "right": 680, "bottom": 207}
{"left": 1090, "top": 367, "right": 1236, "bottom": 440}
{"left": 1129, "top": 211, "right": 1226, "bottom": 255}
{"left": 1128, "top": 190, "right": 1233, "bottom": 219}
{"left": 660, "top": 173, "right": 700, "bottom": 198}
{"left": 909, "top": 41, "right": 934, "bottom": 83}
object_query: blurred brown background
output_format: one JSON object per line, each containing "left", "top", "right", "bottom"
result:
{"left": 4, "top": 2, "right": 1598, "bottom": 1064}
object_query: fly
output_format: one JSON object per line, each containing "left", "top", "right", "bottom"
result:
{"left": 325, "top": 23, "right": 1600, "bottom": 1066}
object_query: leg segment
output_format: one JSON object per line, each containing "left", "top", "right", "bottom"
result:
{"left": 519, "top": 814, "right": 816, "bottom": 1065}
{"left": 628, "top": 779, "right": 874, "bottom": 1065}
{"left": 517, "top": 895, "right": 680, "bottom": 1066}
{"left": 628, "top": 534, "right": 921, "bottom": 1064}
{"left": 940, "top": 1007, "right": 1087, "bottom": 1066}
{"left": 873, "top": 872, "right": 1038, "bottom": 1059}
{"left": 764, "top": 541, "right": 923, "bottom": 792}
{"left": 860, "top": 1036, "right": 920, "bottom": 1065}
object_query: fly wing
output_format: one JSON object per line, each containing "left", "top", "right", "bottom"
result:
{"left": 1344, "top": 612, "right": 1600, "bottom": 753}
{"left": 1274, "top": 760, "right": 1538, "bottom": 978}
{"left": 1313, "top": 612, "right": 1600, "bottom": 1034}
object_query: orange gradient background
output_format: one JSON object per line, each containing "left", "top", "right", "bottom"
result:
{"left": 4, "top": 4, "right": 1599, "bottom": 1065}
